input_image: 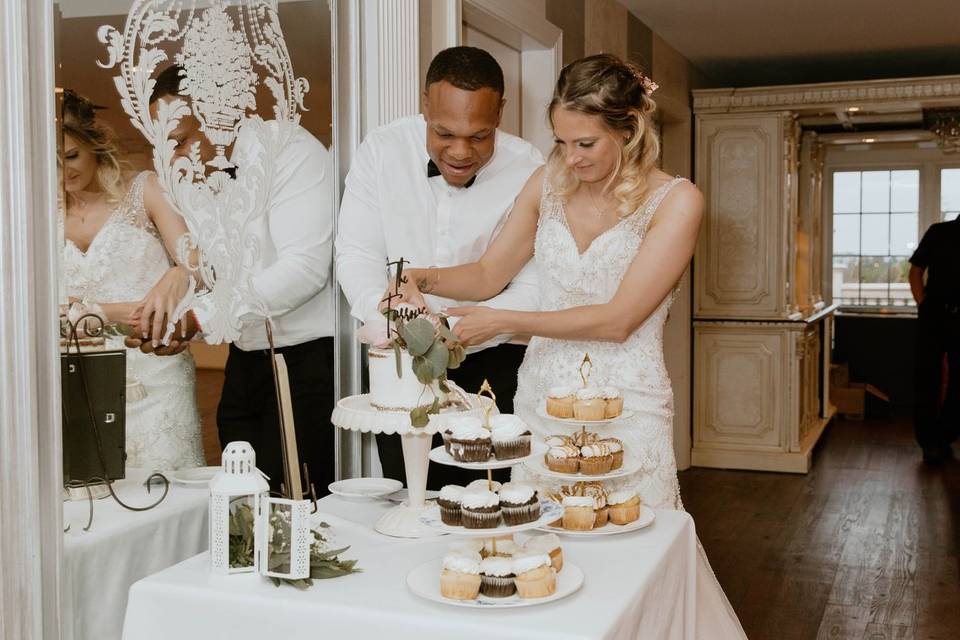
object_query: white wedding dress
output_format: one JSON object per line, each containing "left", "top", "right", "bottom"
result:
{"left": 61, "top": 171, "right": 205, "bottom": 471}
{"left": 513, "top": 176, "right": 748, "bottom": 639}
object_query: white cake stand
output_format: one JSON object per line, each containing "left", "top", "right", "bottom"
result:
{"left": 331, "top": 394, "right": 494, "bottom": 538}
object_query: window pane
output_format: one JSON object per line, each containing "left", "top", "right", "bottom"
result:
{"left": 833, "top": 214, "right": 860, "bottom": 254}
{"left": 833, "top": 172, "right": 861, "bottom": 213}
{"left": 941, "top": 168, "right": 960, "bottom": 221}
{"left": 890, "top": 170, "right": 919, "bottom": 212}
{"left": 889, "top": 257, "right": 915, "bottom": 307}
{"left": 861, "top": 214, "right": 889, "bottom": 254}
{"left": 833, "top": 256, "right": 859, "bottom": 306}
{"left": 861, "top": 171, "right": 890, "bottom": 213}
{"left": 859, "top": 256, "right": 891, "bottom": 306}
{"left": 890, "top": 213, "right": 918, "bottom": 255}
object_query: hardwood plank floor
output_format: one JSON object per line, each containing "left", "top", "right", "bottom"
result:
{"left": 680, "top": 415, "right": 960, "bottom": 640}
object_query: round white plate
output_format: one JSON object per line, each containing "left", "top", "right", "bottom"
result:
{"left": 419, "top": 500, "right": 563, "bottom": 536}
{"left": 535, "top": 406, "right": 634, "bottom": 426}
{"left": 328, "top": 477, "right": 404, "bottom": 500}
{"left": 428, "top": 441, "right": 548, "bottom": 470}
{"left": 172, "top": 466, "right": 220, "bottom": 485}
{"left": 540, "top": 505, "right": 656, "bottom": 536}
{"left": 407, "top": 558, "right": 584, "bottom": 608}
{"left": 523, "top": 455, "right": 641, "bottom": 481}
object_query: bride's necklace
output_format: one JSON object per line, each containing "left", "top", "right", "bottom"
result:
{"left": 585, "top": 183, "right": 615, "bottom": 219}
{"left": 69, "top": 192, "right": 103, "bottom": 224}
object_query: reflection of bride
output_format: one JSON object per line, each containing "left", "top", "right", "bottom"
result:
{"left": 59, "top": 91, "right": 204, "bottom": 471}
{"left": 394, "top": 55, "right": 746, "bottom": 638}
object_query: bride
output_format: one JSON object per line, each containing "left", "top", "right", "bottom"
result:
{"left": 393, "top": 54, "right": 747, "bottom": 638}
{"left": 59, "top": 90, "right": 204, "bottom": 471}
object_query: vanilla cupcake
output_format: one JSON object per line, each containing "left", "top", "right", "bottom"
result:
{"left": 608, "top": 489, "right": 642, "bottom": 525}
{"left": 490, "top": 414, "right": 533, "bottom": 460}
{"left": 602, "top": 386, "right": 624, "bottom": 418}
{"left": 601, "top": 437, "right": 624, "bottom": 470}
{"left": 499, "top": 482, "right": 540, "bottom": 526}
{"left": 546, "top": 385, "right": 575, "bottom": 418}
{"left": 561, "top": 495, "right": 595, "bottom": 531}
{"left": 466, "top": 478, "right": 502, "bottom": 493}
{"left": 461, "top": 489, "right": 501, "bottom": 529}
{"left": 450, "top": 539, "right": 484, "bottom": 557}
{"left": 482, "top": 536, "right": 517, "bottom": 558}
{"left": 573, "top": 387, "right": 606, "bottom": 421}
{"left": 545, "top": 434, "right": 572, "bottom": 447}
{"left": 522, "top": 533, "right": 563, "bottom": 573}
{"left": 479, "top": 557, "right": 516, "bottom": 598}
{"left": 579, "top": 443, "right": 614, "bottom": 475}
{"left": 592, "top": 490, "right": 609, "bottom": 528}
{"left": 512, "top": 554, "right": 557, "bottom": 599}
{"left": 437, "top": 485, "right": 464, "bottom": 526}
{"left": 447, "top": 417, "right": 492, "bottom": 462}
{"left": 440, "top": 553, "right": 482, "bottom": 600}
{"left": 545, "top": 444, "right": 580, "bottom": 474}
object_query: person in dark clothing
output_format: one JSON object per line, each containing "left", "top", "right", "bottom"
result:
{"left": 909, "top": 216, "right": 960, "bottom": 464}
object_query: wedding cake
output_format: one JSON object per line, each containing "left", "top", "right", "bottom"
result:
{"left": 368, "top": 347, "right": 444, "bottom": 411}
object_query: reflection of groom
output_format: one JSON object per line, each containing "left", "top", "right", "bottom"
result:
{"left": 336, "top": 47, "right": 543, "bottom": 488}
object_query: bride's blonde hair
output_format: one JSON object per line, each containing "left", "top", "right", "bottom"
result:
{"left": 546, "top": 54, "right": 660, "bottom": 219}
{"left": 59, "top": 90, "right": 130, "bottom": 206}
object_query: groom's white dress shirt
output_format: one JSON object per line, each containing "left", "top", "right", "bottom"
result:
{"left": 336, "top": 115, "right": 543, "bottom": 350}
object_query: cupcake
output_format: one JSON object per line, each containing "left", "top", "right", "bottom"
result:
{"left": 592, "top": 492, "right": 609, "bottom": 528}
{"left": 608, "top": 490, "right": 642, "bottom": 525}
{"left": 602, "top": 386, "right": 624, "bottom": 418}
{"left": 498, "top": 482, "right": 541, "bottom": 526}
{"left": 489, "top": 414, "right": 533, "bottom": 460}
{"left": 482, "top": 536, "right": 517, "bottom": 558}
{"left": 479, "top": 557, "right": 516, "bottom": 598}
{"left": 561, "top": 495, "right": 596, "bottom": 531}
{"left": 466, "top": 479, "right": 502, "bottom": 493}
{"left": 546, "top": 386, "right": 575, "bottom": 418}
{"left": 450, "top": 539, "right": 484, "bottom": 557}
{"left": 461, "top": 489, "right": 501, "bottom": 529}
{"left": 601, "top": 437, "right": 624, "bottom": 469}
{"left": 573, "top": 387, "right": 606, "bottom": 421}
{"left": 522, "top": 533, "right": 563, "bottom": 573}
{"left": 545, "top": 444, "right": 580, "bottom": 474}
{"left": 437, "top": 485, "right": 464, "bottom": 526}
{"left": 545, "top": 434, "right": 572, "bottom": 447}
{"left": 447, "top": 417, "right": 492, "bottom": 462}
{"left": 512, "top": 554, "right": 557, "bottom": 599}
{"left": 440, "top": 553, "right": 482, "bottom": 600}
{"left": 579, "top": 443, "right": 614, "bottom": 475}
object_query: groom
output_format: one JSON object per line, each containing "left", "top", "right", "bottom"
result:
{"left": 336, "top": 46, "right": 543, "bottom": 488}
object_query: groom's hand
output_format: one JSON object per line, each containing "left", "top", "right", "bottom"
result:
{"left": 124, "top": 311, "right": 199, "bottom": 355}
{"left": 445, "top": 306, "right": 505, "bottom": 347}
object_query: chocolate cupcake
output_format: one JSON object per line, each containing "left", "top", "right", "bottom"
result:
{"left": 461, "top": 489, "right": 501, "bottom": 529}
{"left": 479, "top": 556, "right": 516, "bottom": 598}
{"left": 498, "top": 482, "right": 541, "bottom": 526}
{"left": 447, "top": 417, "right": 492, "bottom": 463}
{"left": 437, "top": 484, "right": 465, "bottom": 526}
{"left": 490, "top": 414, "right": 533, "bottom": 460}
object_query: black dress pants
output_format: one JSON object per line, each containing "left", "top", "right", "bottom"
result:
{"left": 914, "top": 302, "right": 960, "bottom": 448}
{"left": 376, "top": 343, "right": 526, "bottom": 489}
{"left": 218, "top": 337, "right": 336, "bottom": 496}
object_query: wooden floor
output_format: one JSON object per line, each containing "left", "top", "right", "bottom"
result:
{"left": 680, "top": 415, "right": 960, "bottom": 640}
{"left": 196, "top": 370, "right": 958, "bottom": 638}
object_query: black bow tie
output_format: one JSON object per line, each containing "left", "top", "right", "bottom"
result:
{"left": 427, "top": 159, "right": 476, "bottom": 188}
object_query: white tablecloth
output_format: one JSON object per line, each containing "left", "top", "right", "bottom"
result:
{"left": 63, "top": 469, "right": 209, "bottom": 640}
{"left": 122, "top": 495, "right": 697, "bottom": 640}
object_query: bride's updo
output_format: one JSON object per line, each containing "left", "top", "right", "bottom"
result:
{"left": 546, "top": 53, "right": 660, "bottom": 219}
{"left": 60, "top": 90, "right": 129, "bottom": 205}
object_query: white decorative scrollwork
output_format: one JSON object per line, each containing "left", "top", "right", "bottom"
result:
{"left": 98, "top": 0, "right": 309, "bottom": 343}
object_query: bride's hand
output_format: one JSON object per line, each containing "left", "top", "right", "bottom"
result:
{"left": 445, "top": 306, "right": 507, "bottom": 347}
{"left": 380, "top": 272, "right": 430, "bottom": 313}
{"left": 138, "top": 265, "right": 191, "bottom": 346}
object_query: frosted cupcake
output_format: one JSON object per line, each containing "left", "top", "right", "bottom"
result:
{"left": 546, "top": 385, "right": 575, "bottom": 418}
{"left": 461, "top": 489, "right": 501, "bottom": 529}
{"left": 450, "top": 539, "right": 484, "bottom": 557}
{"left": 482, "top": 536, "right": 517, "bottom": 558}
{"left": 437, "top": 485, "right": 464, "bottom": 526}
{"left": 592, "top": 490, "right": 609, "bottom": 528}
{"left": 440, "top": 553, "right": 482, "bottom": 600}
{"left": 512, "top": 554, "right": 557, "bottom": 599}
{"left": 579, "top": 443, "right": 614, "bottom": 475}
{"left": 602, "top": 386, "right": 624, "bottom": 418}
{"left": 561, "top": 495, "right": 596, "bottom": 531}
{"left": 545, "top": 434, "right": 572, "bottom": 447}
{"left": 466, "top": 479, "right": 502, "bottom": 493}
{"left": 479, "top": 556, "right": 516, "bottom": 598}
{"left": 447, "top": 417, "right": 492, "bottom": 463}
{"left": 522, "top": 533, "right": 563, "bottom": 573}
{"left": 601, "top": 437, "right": 624, "bottom": 470}
{"left": 608, "top": 489, "right": 642, "bottom": 525}
{"left": 499, "top": 482, "right": 540, "bottom": 526}
{"left": 573, "top": 387, "right": 606, "bottom": 421}
{"left": 545, "top": 444, "right": 580, "bottom": 474}
{"left": 490, "top": 414, "right": 533, "bottom": 460}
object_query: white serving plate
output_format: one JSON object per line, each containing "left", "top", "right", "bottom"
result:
{"left": 428, "top": 441, "right": 548, "bottom": 470}
{"left": 535, "top": 406, "right": 634, "bottom": 426}
{"left": 419, "top": 500, "right": 563, "bottom": 536}
{"left": 539, "top": 505, "right": 656, "bottom": 536}
{"left": 172, "top": 466, "right": 220, "bottom": 485}
{"left": 523, "top": 455, "right": 641, "bottom": 481}
{"left": 406, "top": 558, "right": 583, "bottom": 608}
{"left": 327, "top": 477, "right": 404, "bottom": 500}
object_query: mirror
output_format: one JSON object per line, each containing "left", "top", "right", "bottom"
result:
{"left": 54, "top": 1, "right": 336, "bottom": 638}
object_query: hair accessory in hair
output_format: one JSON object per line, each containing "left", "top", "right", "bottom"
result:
{"left": 633, "top": 69, "right": 659, "bottom": 95}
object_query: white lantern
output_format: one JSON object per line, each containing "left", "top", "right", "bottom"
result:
{"left": 257, "top": 497, "right": 311, "bottom": 580}
{"left": 210, "top": 441, "right": 269, "bottom": 574}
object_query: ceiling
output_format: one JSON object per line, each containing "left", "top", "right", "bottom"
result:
{"left": 621, "top": 0, "right": 960, "bottom": 88}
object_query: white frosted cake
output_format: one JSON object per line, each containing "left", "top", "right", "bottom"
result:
{"left": 368, "top": 347, "right": 443, "bottom": 411}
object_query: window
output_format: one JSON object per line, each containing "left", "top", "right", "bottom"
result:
{"left": 942, "top": 168, "right": 960, "bottom": 221}
{"left": 832, "top": 170, "right": 918, "bottom": 307}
